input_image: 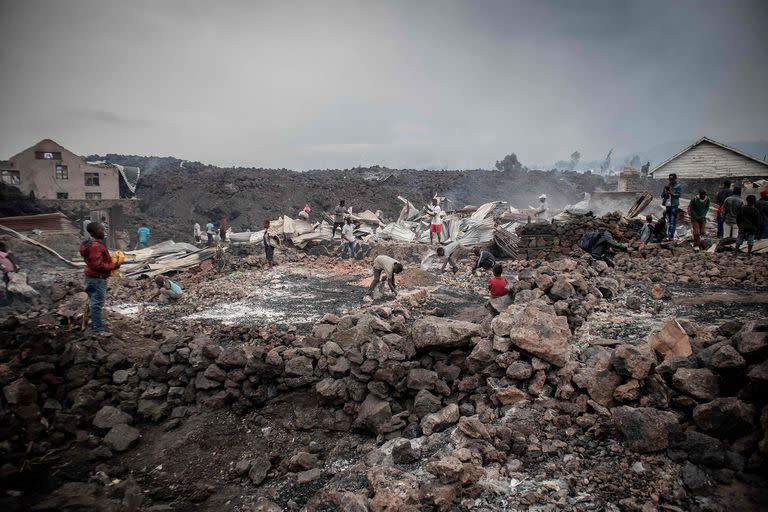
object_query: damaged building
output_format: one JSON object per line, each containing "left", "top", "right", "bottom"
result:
{"left": 0, "top": 138, "right": 140, "bottom": 201}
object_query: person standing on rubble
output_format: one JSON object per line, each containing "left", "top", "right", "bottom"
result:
{"left": 193, "top": 222, "right": 202, "bottom": 244}
{"left": 205, "top": 220, "right": 215, "bottom": 246}
{"left": 736, "top": 195, "right": 761, "bottom": 258}
{"left": 136, "top": 223, "right": 150, "bottom": 249}
{"left": 340, "top": 217, "right": 357, "bottom": 259}
{"left": 332, "top": 200, "right": 347, "bottom": 238}
{"left": 472, "top": 247, "right": 496, "bottom": 273}
{"left": 722, "top": 186, "right": 743, "bottom": 239}
{"left": 534, "top": 194, "right": 549, "bottom": 221}
{"left": 101, "top": 216, "right": 110, "bottom": 247}
{"left": 80, "top": 222, "right": 120, "bottom": 335}
{"left": 661, "top": 173, "right": 682, "bottom": 239}
{"left": 263, "top": 220, "right": 276, "bottom": 267}
{"left": 366, "top": 255, "right": 403, "bottom": 298}
{"left": 689, "top": 190, "right": 710, "bottom": 251}
{"left": 758, "top": 189, "right": 768, "bottom": 239}
{"left": 218, "top": 216, "right": 229, "bottom": 243}
{"left": 436, "top": 240, "right": 461, "bottom": 273}
{"left": 426, "top": 198, "right": 443, "bottom": 244}
{"left": 715, "top": 180, "right": 732, "bottom": 238}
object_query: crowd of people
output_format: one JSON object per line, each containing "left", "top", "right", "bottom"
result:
{"left": 68, "top": 182, "right": 767, "bottom": 336}
{"left": 636, "top": 174, "right": 768, "bottom": 256}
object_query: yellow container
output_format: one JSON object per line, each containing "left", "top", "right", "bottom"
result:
{"left": 111, "top": 251, "right": 125, "bottom": 276}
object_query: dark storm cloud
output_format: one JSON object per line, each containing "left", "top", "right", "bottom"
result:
{"left": 0, "top": 0, "right": 766, "bottom": 170}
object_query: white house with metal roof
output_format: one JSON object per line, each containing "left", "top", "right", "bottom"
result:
{"left": 649, "top": 137, "right": 768, "bottom": 180}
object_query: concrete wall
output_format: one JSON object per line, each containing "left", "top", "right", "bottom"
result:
{"left": 1, "top": 139, "right": 120, "bottom": 200}
{"left": 653, "top": 141, "right": 768, "bottom": 180}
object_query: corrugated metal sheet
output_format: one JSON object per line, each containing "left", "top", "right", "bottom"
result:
{"left": 457, "top": 218, "right": 495, "bottom": 245}
{"left": 0, "top": 212, "right": 79, "bottom": 235}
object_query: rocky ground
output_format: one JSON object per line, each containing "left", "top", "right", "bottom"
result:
{"left": 1, "top": 223, "right": 767, "bottom": 511}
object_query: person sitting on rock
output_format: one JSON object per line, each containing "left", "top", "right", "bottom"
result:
{"left": 472, "top": 247, "right": 496, "bottom": 273}
{"left": 488, "top": 263, "right": 508, "bottom": 298}
{"left": 366, "top": 255, "right": 403, "bottom": 298}
{"left": 639, "top": 215, "right": 654, "bottom": 244}
{"left": 153, "top": 276, "right": 183, "bottom": 303}
{"left": 435, "top": 241, "right": 461, "bottom": 273}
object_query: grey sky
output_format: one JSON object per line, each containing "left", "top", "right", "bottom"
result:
{"left": 1, "top": 0, "right": 766, "bottom": 170}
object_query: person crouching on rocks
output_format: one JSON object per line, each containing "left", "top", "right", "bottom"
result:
{"left": 366, "top": 255, "right": 403, "bottom": 298}
{"left": 472, "top": 247, "right": 496, "bottom": 274}
{"left": 154, "top": 276, "right": 183, "bottom": 303}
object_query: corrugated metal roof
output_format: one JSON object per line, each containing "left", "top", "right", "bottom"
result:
{"left": 0, "top": 212, "right": 79, "bottom": 235}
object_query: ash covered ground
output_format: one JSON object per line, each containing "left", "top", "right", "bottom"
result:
{"left": 1, "top": 219, "right": 768, "bottom": 512}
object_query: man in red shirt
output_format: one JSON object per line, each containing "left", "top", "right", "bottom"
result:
{"left": 79, "top": 222, "right": 120, "bottom": 334}
{"left": 487, "top": 263, "right": 508, "bottom": 298}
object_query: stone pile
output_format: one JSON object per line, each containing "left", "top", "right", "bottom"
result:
{"left": 2, "top": 250, "right": 767, "bottom": 510}
{"left": 0, "top": 321, "right": 151, "bottom": 476}
{"left": 602, "top": 318, "right": 768, "bottom": 489}
{"left": 621, "top": 251, "right": 768, "bottom": 287}
{"left": 518, "top": 212, "right": 636, "bottom": 260}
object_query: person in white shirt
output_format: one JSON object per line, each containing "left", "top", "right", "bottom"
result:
{"left": 339, "top": 217, "right": 356, "bottom": 259}
{"left": 193, "top": 222, "right": 202, "bottom": 244}
{"left": 425, "top": 198, "right": 443, "bottom": 244}
{"left": 534, "top": 194, "right": 549, "bottom": 221}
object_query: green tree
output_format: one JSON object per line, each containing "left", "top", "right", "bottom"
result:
{"left": 494, "top": 152, "right": 525, "bottom": 172}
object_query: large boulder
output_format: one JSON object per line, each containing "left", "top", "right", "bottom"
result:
{"left": 103, "top": 424, "right": 140, "bottom": 452}
{"left": 353, "top": 394, "right": 393, "bottom": 435}
{"left": 411, "top": 316, "right": 482, "bottom": 350}
{"left": 573, "top": 368, "right": 622, "bottom": 407}
{"left": 494, "top": 301, "right": 571, "bottom": 367}
{"left": 649, "top": 319, "right": 692, "bottom": 360}
{"left": 406, "top": 369, "right": 438, "bottom": 391}
{"left": 3, "top": 378, "right": 37, "bottom": 406}
{"left": 549, "top": 278, "right": 576, "bottom": 300}
{"left": 611, "top": 344, "right": 656, "bottom": 380}
{"left": 612, "top": 406, "right": 681, "bottom": 453}
{"left": 421, "top": 404, "right": 459, "bottom": 435}
{"left": 692, "top": 398, "right": 756, "bottom": 439}
{"left": 285, "top": 355, "right": 314, "bottom": 377}
{"left": 413, "top": 389, "right": 442, "bottom": 418}
{"left": 672, "top": 368, "right": 719, "bottom": 402}
{"left": 672, "top": 431, "right": 726, "bottom": 467}
{"left": 92, "top": 406, "right": 132, "bottom": 429}
{"left": 733, "top": 320, "right": 768, "bottom": 359}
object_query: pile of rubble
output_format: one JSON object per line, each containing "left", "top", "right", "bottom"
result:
{"left": 2, "top": 258, "right": 766, "bottom": 509}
